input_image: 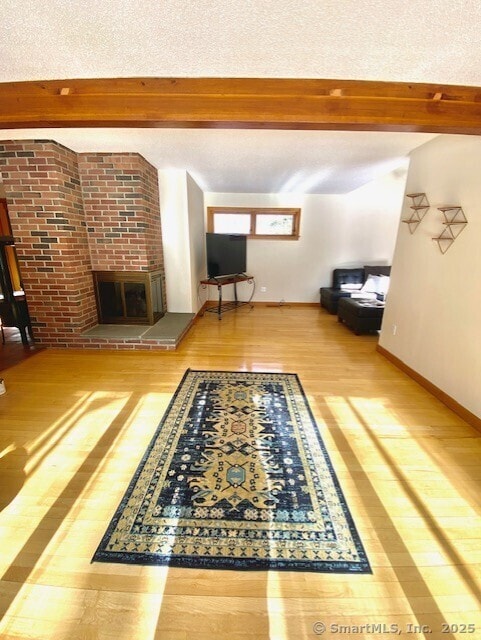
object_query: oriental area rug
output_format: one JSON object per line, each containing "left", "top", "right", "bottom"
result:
{"left": 93, "top": 369, "right": 371, "bottom": 573}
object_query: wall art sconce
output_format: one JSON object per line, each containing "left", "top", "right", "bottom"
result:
{"left": 432, "top": 206, "right": 468, "bottom": 254}
{"left": 402, "top": 193, "right": 430, "bottom": 234}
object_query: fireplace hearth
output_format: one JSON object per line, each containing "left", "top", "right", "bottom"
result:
{"left": 93, "top": 269, "right": 164, "bottom": 325}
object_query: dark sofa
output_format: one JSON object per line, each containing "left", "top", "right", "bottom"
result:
{"left": 320, "top": 265, "right": 391, "bottom": 314}
{"left": 337, "top": 297, "right": 385, "bottom": 335}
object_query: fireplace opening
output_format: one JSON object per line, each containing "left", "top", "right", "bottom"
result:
{"left": 93, "top": 269, "right": 164, "bottom": 325}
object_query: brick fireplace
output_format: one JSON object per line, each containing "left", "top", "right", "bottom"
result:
{"left": 92, "top": 269, "right": 164, "bottom": 325}
{"left": 0, "top": 140, "right": 167, "bottom": 349}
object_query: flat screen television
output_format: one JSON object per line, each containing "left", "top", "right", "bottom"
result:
{"left": 206, "top": 233, "right": 247, "bottom": 278}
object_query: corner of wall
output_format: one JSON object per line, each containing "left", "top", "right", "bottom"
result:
{"left": 379, "top": 134, "right": 481, "bottom": 418}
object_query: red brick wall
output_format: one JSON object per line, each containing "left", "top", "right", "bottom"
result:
{"left": 0, "top": 140, "right": 98, "bottom": 346}
{"left": 78, "top": 153, "right": 164, "bottom": 272}
{"left": 0, "top": 142, "right": 168, "bottom": 348}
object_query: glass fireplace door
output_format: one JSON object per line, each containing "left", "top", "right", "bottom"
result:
{"left": 93, "top": 270, "right": 163, "bottom": 325}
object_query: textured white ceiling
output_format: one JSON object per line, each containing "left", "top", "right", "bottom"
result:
{"left": 1, "top": 0, "right": 480, "bottom": 84}
{"left": 1, "top": 0, "right": 478, "bottom": 193}
{"left": 3, "top": 127, "right": 431, "bottom": 194}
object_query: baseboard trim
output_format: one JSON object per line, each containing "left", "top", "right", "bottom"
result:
{"left": 201, "top": 301, "right": 319, "bottom": 309}
{"left": 261, "top": 301, "right": 319, "bottom": 308}
{"left": 194, "top": 302, "right": 209, "bottom": 320}
{"left": 376, "top": 344, "right": 481, "bottom": 432}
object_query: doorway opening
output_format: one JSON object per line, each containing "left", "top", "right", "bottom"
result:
{"left": 0, "top": 197, "right": 33, "bottom": 346}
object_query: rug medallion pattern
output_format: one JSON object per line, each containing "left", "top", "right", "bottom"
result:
{"left": 93, "top": 370, "right": 371, "bottom": 573}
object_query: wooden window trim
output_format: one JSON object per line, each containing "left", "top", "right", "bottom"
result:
{"left": 207, "top": 207, "right": 301, "bottom": 240}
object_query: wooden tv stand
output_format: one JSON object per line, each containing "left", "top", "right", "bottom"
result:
{"left": 199, "top": 274, "right": 254, "bottom": 319}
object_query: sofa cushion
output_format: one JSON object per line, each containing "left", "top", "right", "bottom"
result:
{"left": 352, "top": 301, "right": 385, "bottom": 318}
{"left": 340, "top": 282, "right": 363, "bottom": 291}
{"left": 337, "top": 297, "right": 385, "bottom": 334}
{"left": 320, "top": 287, "right": 352, "bottom": 314}
{"left": 363, "top": 265, "right": 391, "bottom": 281}
{"left": 332, "top": 268, "right": 364, "bottom": 289}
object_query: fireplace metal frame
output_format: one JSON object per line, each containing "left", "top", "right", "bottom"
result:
{"left": 92, "top": 269, "right": 164, "bottom": 325}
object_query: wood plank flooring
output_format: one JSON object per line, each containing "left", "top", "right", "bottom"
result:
{"left": 0, "top": 306, "right": 480, "bottom": 639}
{"left": 0, "top": 326, "right": 42, "bottom": 373}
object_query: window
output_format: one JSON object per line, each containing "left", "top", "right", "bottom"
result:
{"left": 207, "top": 207, "right": 301, "bottom": 240}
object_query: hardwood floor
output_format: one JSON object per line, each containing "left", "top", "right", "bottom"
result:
{"left": 0, "top": 306, "right": 480, "bottom": 639}
{"left": 0, "top": 326, "right": 42, "bottom": 373}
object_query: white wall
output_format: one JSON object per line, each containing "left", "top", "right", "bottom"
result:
{"left": 380, "top": 135, "right": 481, "bottom": 418}
{"left": 159, "top": 169, "right": 205, "bottom": 313}
{"left": 159, "top": 169, "right": 191, "bottom": 313}
{"left": 186, "top": 173, "right": 206, "bottom": 311}
{"left": 204, "top": 167, "right": 407, "bottom": 303}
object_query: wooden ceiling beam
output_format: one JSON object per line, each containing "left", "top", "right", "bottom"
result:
{"left": 1, "top": 77, "right": 481, "bottom": 133}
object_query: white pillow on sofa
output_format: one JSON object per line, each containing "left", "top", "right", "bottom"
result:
{"left": 361, "top": 274, "right": 390, "bottom": 296}
{"left": 351, "top": 291, "right": 376, "bottom": 299}
{"left": 340, "top": 283, "right": 363, "bottom": 291}
{"left": 376, "top": 275, "right": 390, "bottom": 296}
{"left": 361, "top": 275, "right": 379, "bottom": 293}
